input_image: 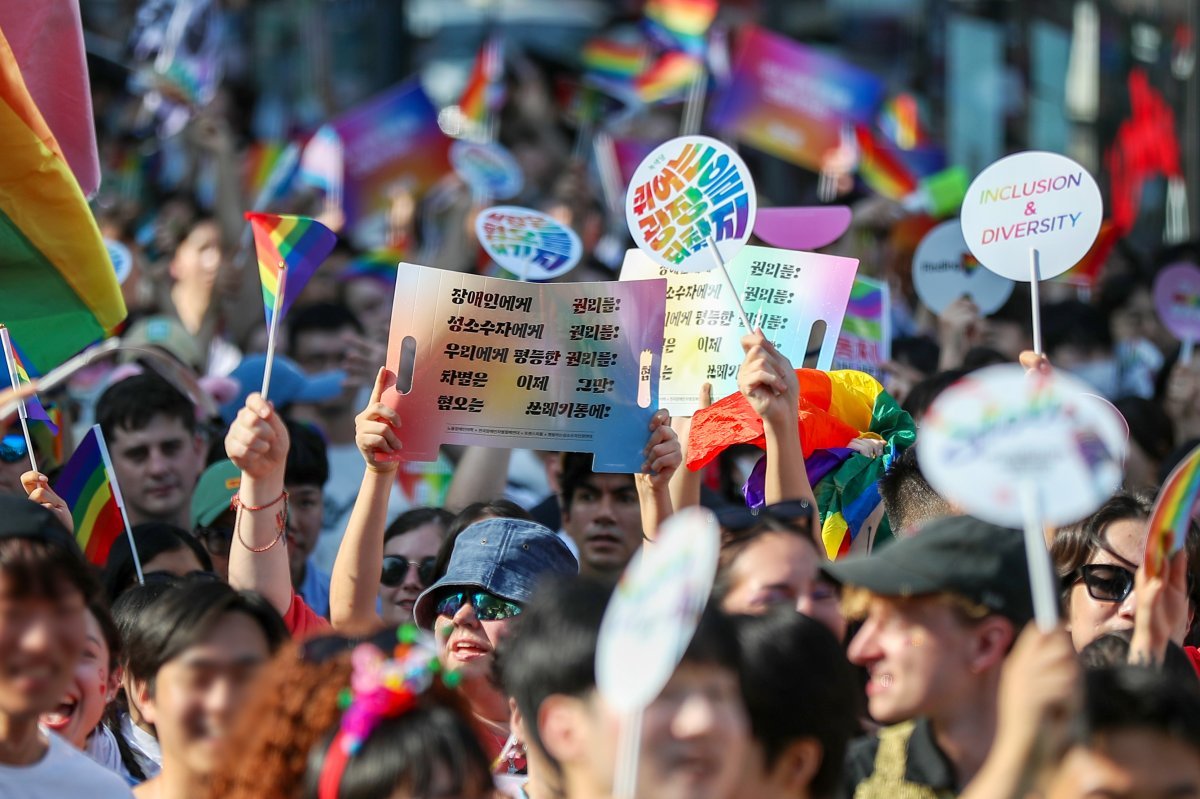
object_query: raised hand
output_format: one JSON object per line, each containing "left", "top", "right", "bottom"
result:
{"left": 21, "top": 471, "right": 73, "bottom": 534}
{"left": 355, "top": 367, "right": 403, "bottom": 473}
{"left": 225, "top": 393, "right": 289, "bottom": 482}
{"left": 738, "top": 330, "right": 799, "bottom": 429}
{"left": 642, "top": 409, "right": 681, "bottom": 488}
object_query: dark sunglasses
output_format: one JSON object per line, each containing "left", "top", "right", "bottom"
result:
{"left": 0, "top": 433, "right": 28, "bottom": 464}
{"left": 1073, "top": 563, "right": 1135, "bottom": 603}
{"left": 381, "top": 556, "right": 437, "bottom": 587}
{"left": 434, "top": 590, "right": 522, "bottom": 622}
{"left": 715, "top": 499, "right": 814, "bottom": 532}
{"left": 142, "top": 570, "right": 222, "bottom": 587}
{"left": 196, "top": 526, "right": 234, "bottom": 558}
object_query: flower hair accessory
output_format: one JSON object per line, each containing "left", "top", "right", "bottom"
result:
{"left": 317, "top": 625, "right": 458, "bottom": 799}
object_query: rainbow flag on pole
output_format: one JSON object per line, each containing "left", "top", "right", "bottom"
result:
{"left": 0, "top": 332, "right": 57, "bottom": 433}
{"left": 854, "top": 123, "right": 918, "bottom": 200}
{"left": 1145, "top": 443, "right": 1200, "bottom": 577}
{"left": 644, "top": 0, "right": 719, "bottom": 56}
{"left": 0, "top": 25, "right": 126, "bottom": 373}
{"left": 55, "top": 426, "right": 124, "bottom": 567}
{"left": 634, "top": 51, "right": 704, "bottom": 104}
{"left": 458, "top": 36, "right": 505, "bottom": 129}
{"left": 245, "top": 213, "right": 338, "bottom": 326}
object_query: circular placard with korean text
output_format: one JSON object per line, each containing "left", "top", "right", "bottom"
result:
{"left": 475, "top": 206, "right": 582, "bottom": 281}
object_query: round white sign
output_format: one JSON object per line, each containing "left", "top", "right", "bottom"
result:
{"left": 624, "top": 135, "right": 757, "bottom": 274}
{"left": 450, "top": 140, "right": 524, "bottom": 200}
{"left": 912, "top": 220, "right": 1014, "bottom": 315}
{"left": 918, "top": 364, "right": 1127, "bottom": 527}
{"left": 474, "top": 206, "right": 582, "bottom": 281}
{"left": 595, "top": 507, "right": 721, "bottom": 713}
{"left": 959, "top": 151, "right": 1102, "bottom": 282}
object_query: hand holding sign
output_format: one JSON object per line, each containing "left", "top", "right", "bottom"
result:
{"left": 1153, "top": 262, "right": 1200, "bottom": 364}
{"left": 960, "top": 152, "right": 1102, "bottom": 354}
{"left": 625, "top": 135, "right": 757, "bottom": 329}
{"left": 918, "top": 365, "right": 1127, "bottom": 630}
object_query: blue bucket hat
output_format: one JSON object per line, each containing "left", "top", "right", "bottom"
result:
{"left": 219, "top": 354, "right": 346, "bottom": 424}
{"left": 413, "top": 518, "right": 578, "bottom": 629}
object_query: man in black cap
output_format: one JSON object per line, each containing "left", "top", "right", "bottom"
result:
{"left": 826, "top": 515, "right": 1035, "bottom": 799}
{"left": 0, "top": 497, "right": 133, "bottom": 796}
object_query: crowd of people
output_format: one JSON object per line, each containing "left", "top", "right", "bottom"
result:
{"left": 2, "top": 3, "right": 1200, "bottom": 799}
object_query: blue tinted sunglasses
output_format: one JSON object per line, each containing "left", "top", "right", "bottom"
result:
{"left": 0, "top": 434, "right": 27, "bottom": 464}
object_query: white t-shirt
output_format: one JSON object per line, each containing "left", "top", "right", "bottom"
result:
{"left": 0, "top": 731, "right": 133, "bottom": 798}
{"left": 312, "top": 442, "right": 410, "bottom": 574}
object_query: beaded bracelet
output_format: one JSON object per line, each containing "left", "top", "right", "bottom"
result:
{"left": 231, "top": 490, "right": 289, "bottom": 553}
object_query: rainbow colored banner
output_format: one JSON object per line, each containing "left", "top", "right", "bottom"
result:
{"left": 321, "top": 79, "right": 452, "bottom": 248}
{"left": 55, "top": 426, "right": 123, "bottom": 567}
{"left": 707, "top": 25, "right": 885, "bottom": 172}
{"left": 622, "top": 245, "right": 858, "bottom": 416}
{"left": 246, "top": 213, "right": 338, "bottom": 326}
{"left": 832, "top": 276, "right": 890, "bottom": 380}
{"left": 381, "top": 263, "right": 667, "bottom": 472}
{"left": 0, "top": 26, "right": 126, "bottom": 373}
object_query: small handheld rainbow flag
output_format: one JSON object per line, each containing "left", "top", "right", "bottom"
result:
{"left": 458, "top": 36, "right": 505, "bottom": 131}
{"left": 644, "top": 0, "right": 719, "bottom": 56}
{"left": 0, "top": 329, "right": 57, "bottom": 434}
{"left": 634, "top": 51, "right": 704, "bottom": 104}
{"left": 54, "top": 426, "right": 128, "bottom": 568}
{"left": 246, "top": 213, "right": 338, "bottom": 327}
{"left": 582, "top": 37, "right": 648, "bottom": 80}
{"left": 853, "top": 124, "right": 918, "bottom": 200}
{"left": 1145, "top": 443, "right": 1200, "bottom": 578}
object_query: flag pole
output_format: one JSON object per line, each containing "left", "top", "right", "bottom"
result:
{"left": 704, "top": 234, "right": 753, "bottom": 331}
{"left": 93, "top": 424, "right": 143, "bottom": 585}
{"left": 261, "top": 265, "right": 287, "bottom": 401}
{"left": 0, "top": 326, "right": 37, "bottom": 474}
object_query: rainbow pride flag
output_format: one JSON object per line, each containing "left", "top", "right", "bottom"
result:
{"left": 55, "top": 426, "right": 124, "bottom": 567}
{"left": 458, "top": 37, "right": 505, "bottom": 129}
{"left": 854, "top": 123, "right": 918, "bottom": 200}
{"left": 0, "top": 332, "right": 57, "bottom": 433}
{"left": 583, "top": 38, "right": 648, "bottom": 80}
{"left": 634, "top": 51, "right": 703, "bottom": 104}
{"left": 878, "top": 94, "right": 925, "bottom": 150}
{"left": 0, "top": 26, "right": 126, "bottom": 373}
{"left": 1145, "top": 443, "right": 1200, "bottom": 577}
{"left": 246, "top": 213, "right": 338, "bottom": 326}
{"left": 644, "top": 0, "right": 719, "bottom": 56}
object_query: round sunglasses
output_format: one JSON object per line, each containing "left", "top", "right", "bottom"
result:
{"left": 434, "top": 590, "right": 522, "bottom": 621}
{"left": 381, "top": 556, "right": 437, "bottom": 588}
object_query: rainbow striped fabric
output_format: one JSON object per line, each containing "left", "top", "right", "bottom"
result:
{"left": 1146, "top": 444, "right": 1200, "bottom": 577}
{"left": 854, "top": 123, "right": 918, "bottom": 200}
{"left": 634, "top": 51, "right": 704, "bottom": 103}
{"left": 55, "top": 426, "right": 123, "bottom": 566}
{"left": 0, "top": 333, "right": 57, "bottom": 433}
{"left": 644, "top": 0, "right": 719, "bottom": 56}
{"left": 687, "top": 369, "right": 915, "bottom": 558}
{"left": 246, "top": 213, "right": 338, "bottom": 326}
{"left": 458, "top": 37, "right": 505, "bottom": 128}
{"left": 583, "top": 38, "right": 648, "bottom": 80}
{"left": 0, "top": 25, "right": 126, "bottom": 373}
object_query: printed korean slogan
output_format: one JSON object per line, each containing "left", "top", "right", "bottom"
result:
{"left": 622, "top": 245, "right": 857, "bottom": 416}
{"left": 475, "top": 206, "right": 582, "bottom": 281}
{"left": 382, "top": 263, "right": 666, "bottom": 472}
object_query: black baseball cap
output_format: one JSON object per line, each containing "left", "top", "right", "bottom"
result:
{"left": 823, "top": 515, "right": 1036, "bottom": 626}
{"left": 0, "top": 496, "right": 80, "bottom": 552}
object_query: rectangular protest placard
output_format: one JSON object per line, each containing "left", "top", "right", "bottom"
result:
{"left": 832, "top": 276, "right": 890, "bottom": 379}
{"left": 707, "top": 26, "right": 885, "bottom": 171}
{"left": 324, "top": 79, "right": 452, "bottom": 247}
{"left": 382, "top": 264, "right": 667, "bottom": 472}
{"left": 620, "top": 245, "right": 859, "bottom": 416}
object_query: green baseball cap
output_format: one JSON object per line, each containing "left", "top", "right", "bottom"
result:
{"left": 191, "top": 460, "right": 241, "bottom": 529}
{"left": 822, "top": 515, "right": 1037, "bottom": 627}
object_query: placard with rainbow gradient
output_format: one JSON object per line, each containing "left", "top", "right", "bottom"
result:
{"left": 381, "top": 263, "right": 666, "bottom": 472}
{"left": 620, "top": 245, "right": 858, "bottom": 416}
{"left": 832, "top": 276, "right": 890, "bottom": 380}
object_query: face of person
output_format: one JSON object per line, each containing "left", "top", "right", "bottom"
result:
{"left": 170, "top": 221, "right": 223, "bottom": 292}
{"left": 141, "top": 611, "right": 272, "bottom": 778}
{"left": 380, "top": 522, "right": 443, "bottom": 626}
{"left": 343, "top": 278, "right": 393, "bottom": 335}
{"left": 562, "top": 474, "right": 643, "bottom": 579}
{"left": 109, "top": 415, "right": 203, "bottom": 525}
{"left": 432, "top": 592, "right": 517, "bottom": 682}
{"left": 285, "top": 484, "right": 324, "bottom": 583}
{"left": 292, "top": 326, "right": 357, "bottom": 409}
{"left": 1067, "top": 518, "right": 1146, "bottom": 651}
{"left": 720, "top": 532, "right": 846, "bottom": 640}
{"left": 574, "top": 663, "right": 748, "bottom": 799}
{"left": 197, "top": 508, "right": 235, "bottom": 581}
{"left": 41, "top": 609, "right": 115, "bottom": 749}
{"left": 1046, "top": 732, "right": 1200, "bottom": 799}
{"left": 0, "top": 572, "right": 87, "bottom": 722}
{"left": 846, "top": 596, "right": 980, "bottom": 725}
{"left": 980, "top": 319, "right": 1029, "bottom": 361}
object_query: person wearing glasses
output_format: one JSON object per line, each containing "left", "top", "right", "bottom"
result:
{"left": 378, "top": 507, "right": 453, "bottom": 626}
{"left": 413, "top": 517, "right": 578, "bottom": 767}
{"left": 1051, "top": 491, "right": 1193, "bottom": 661}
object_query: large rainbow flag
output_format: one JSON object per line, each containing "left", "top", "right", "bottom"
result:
{"left": 55, "top": 426, "right": 124, "bottom": 567}
{"left": 0, "top": 26, "right": 126, "bottom": 374}
{"left": 246, "top": 213, "right": 338, "bottom": 326}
